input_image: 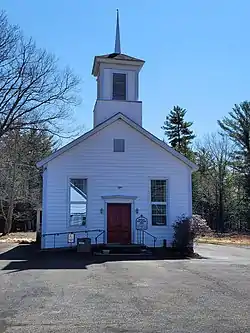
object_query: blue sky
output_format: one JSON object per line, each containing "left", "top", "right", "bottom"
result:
{"left": 1, "top": 0, "right": 250, "bottom": 141}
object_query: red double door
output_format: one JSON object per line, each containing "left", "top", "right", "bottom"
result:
{"left": 107, "top": 203, "right": 131, "bottom": 244}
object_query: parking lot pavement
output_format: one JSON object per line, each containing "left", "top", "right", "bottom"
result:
{"left": 0, "top": 243, "right": 250, "bottom": 333}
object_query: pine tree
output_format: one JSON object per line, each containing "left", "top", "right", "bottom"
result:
{"left": 162, "top": 106, "right": 195, "bottom": 156}
{"left": 218, "top": 101, "right": 250, "bottom": 228}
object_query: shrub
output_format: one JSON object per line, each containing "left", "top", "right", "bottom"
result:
{"left": 191, "top": 214, "right": 212, "bottom": 236}
{"left": 172, "top": 214, "right": 211, "bottom": 254}
{"left": 172, "top": 215, "right": 194, "bottom": 254}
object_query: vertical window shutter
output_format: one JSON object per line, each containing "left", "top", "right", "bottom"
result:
{"left": 113, "top": 73, "right": 126, "bottom": 100}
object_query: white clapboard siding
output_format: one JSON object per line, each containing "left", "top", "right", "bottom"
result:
{"left": 42, "top": 119, "right": 191, "bottom": 249}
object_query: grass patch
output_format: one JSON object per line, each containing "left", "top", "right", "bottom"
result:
{"left": 0, "top": 232, "right": 36, "bottom": 244}
{"left": 196, "top": 234, "right": 250, "bottom": 246}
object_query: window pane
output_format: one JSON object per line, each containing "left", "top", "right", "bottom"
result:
{"left": 152, "top": 215, "right": 166, "bottom": 226}
{"left": 113, "top": 73, "right": 126, "bottom": 100}
{"left": 70, "top": 209, "right": 86, "bottom": 226}
{"left": 113, "top": 139, "right": 125, "bottom": 152}
{"left": 152, "top": 204, "right": 166, "bottom": 215}
{"left": 151, "top": 180, "right": 166, "bottom": 202}
{"left": 70, "top": 179, "right": 87, "bottom": 226}
{"left": 70, "top": 179, "right": 87, "bottom": 194}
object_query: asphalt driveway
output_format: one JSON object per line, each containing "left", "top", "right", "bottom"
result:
{"left": 0, "top": 243, "right": 249, "bottom": 333}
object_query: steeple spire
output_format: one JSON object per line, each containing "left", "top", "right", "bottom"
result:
{"left": 114, "top": 9, "right": 121, "bottom": 54}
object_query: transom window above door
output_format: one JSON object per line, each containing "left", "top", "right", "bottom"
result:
{"left": 113, "top": 73, "right": 126, "bottom": 100}
{"left": 151, "top": 179, "right": 167, "bottom": 226}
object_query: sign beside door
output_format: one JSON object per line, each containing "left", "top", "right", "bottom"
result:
{"left": 136, "top": 215, "right": 148, "bottom": 230}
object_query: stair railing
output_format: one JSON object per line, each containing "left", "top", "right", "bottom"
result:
{"left": 137, "top": 229, "right": 157, "bottom": 248}
{"left": 95, "top": 230, "right": 105, "bottom": 245}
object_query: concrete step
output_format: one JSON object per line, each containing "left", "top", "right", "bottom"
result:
{"left": 93, "top": 244, "right": 149, "bottom": 255}
{"left": 93, "top": 251, "right": 153, "bottom": 257}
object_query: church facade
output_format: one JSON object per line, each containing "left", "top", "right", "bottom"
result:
{"left": 37, "top": 12, "right": 197, "bottom": 249}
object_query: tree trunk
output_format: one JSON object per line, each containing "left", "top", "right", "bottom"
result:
{"left": 3, "top": 202, "right": 14, "bottom": 235}
{"left": 218, "top": 166, "right": 225, "bottom": 232}
{"left": 2, "top": 134, "right": 17, "bottom": 236}
{"left": 2, "top": 189, "right": 15, "bottom": 236}
{"left": 218, "top": 185, "right": 224, "bottom": 232}
{"left": 246, "top": 153, "right": 250, "bottom": 229}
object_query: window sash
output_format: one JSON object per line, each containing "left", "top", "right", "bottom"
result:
{"left": 152, "top": 203, "right": 166, "bottom": 215}
{"left": 152, "top": 214, "right": 166, "bottom": 226}
{"left": 70, "top": 201, "right": 85, "bottom": 205}
{"left": 151, "top": 204, "right": 167, "bottom": 226}
{"left": 70, "top": 213, "right": 86, "bottom": 226}
{"left": 151, "top": 179, "right": 166, "bottom": 202}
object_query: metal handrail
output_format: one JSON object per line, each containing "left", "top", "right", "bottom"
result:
{"left": 42, "top": 229, "right": 103, "bottom": 237}
{"left": 42, "top": 229, "right": 104, "bottom": 249}
{"left": 95, "top": 230, "right": 105, "bottom": 244}
{"left": 137, "top": 229, "right": 157, "bottom": 248}
{"left": 143, "top": 230, "right": 157, "bottom": 248}
{"left": 42, "top": 229, "right": 156, "bottom": 248}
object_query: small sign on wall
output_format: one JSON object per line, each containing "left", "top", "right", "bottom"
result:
{"left": 136, "top": 215, "right": 148, "bottom": 230}
{"left": 68, "top": 233, "right": 75, "bottom": 244}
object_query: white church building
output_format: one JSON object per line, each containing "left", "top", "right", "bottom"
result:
{"left": 37, "top": 12, "right": 197, "bottom": 249}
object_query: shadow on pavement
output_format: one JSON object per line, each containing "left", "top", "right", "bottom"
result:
{"left": 0, "top": 244, "right": 205, "bottom": 272}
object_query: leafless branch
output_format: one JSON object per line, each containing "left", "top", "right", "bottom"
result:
{"left": 0, "top": 11, "right": 81, "bottom": 139}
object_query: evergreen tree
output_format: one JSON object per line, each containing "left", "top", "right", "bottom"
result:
{"left": 218, "top": 101, "right": 250, "bottom": 227}
{"left": 0, "top": 129, "right": 55, "bottom": 234}
{"left": 162, "top": 106, "right": 195, "bottom": 156}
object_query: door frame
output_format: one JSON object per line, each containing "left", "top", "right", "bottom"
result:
{"left": 101, "top": 195, "right": 137, "bottom": 244}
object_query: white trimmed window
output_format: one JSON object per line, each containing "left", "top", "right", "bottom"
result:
{"left": 151, "top": 179, "right": 167, "bottom": 226}
{"left": 69, "top": 179, "right": 87, "bottom": 226}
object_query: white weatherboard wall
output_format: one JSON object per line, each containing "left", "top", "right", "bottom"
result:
{"left": 42, "top": 120, "right": 191, "bottom": 249}
{"left": 93, "top": 100, "right": 142, "bottom": 127}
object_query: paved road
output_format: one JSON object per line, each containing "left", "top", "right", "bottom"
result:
{"left": 0, "top": 243, "right": 249, "bottom": 333}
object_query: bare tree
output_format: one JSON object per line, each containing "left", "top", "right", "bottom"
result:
{"left": 0, "top": 11, "right": 80, "bottom": 138}
{"left": 0, "top": 130, "right": 19, "bottom": 234}
{"left": 205, "top": 134, "right": 232, "bottom": 231}
{"left": 193, "top": 134, "right": 234, "bottom": 231}
{"left": 0, "top": 11, "right": 80, "bottom": 234}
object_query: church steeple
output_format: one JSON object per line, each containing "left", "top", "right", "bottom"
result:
{"left": 92, "top": 11, "right": 145, "bottom": 128}
{"left": 114, "top": 9, "right": 121, "bottom": 54}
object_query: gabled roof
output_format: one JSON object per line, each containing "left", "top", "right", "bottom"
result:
{"left": 97, "top": 53, "right": 144, "bottom": 62}
{"left": 37, "top": 113, "right": 198, "bottom": 172}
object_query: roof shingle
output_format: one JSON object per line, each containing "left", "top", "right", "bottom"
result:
{"left": 97, "top": 53, "right": 144, "bottom": 62}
